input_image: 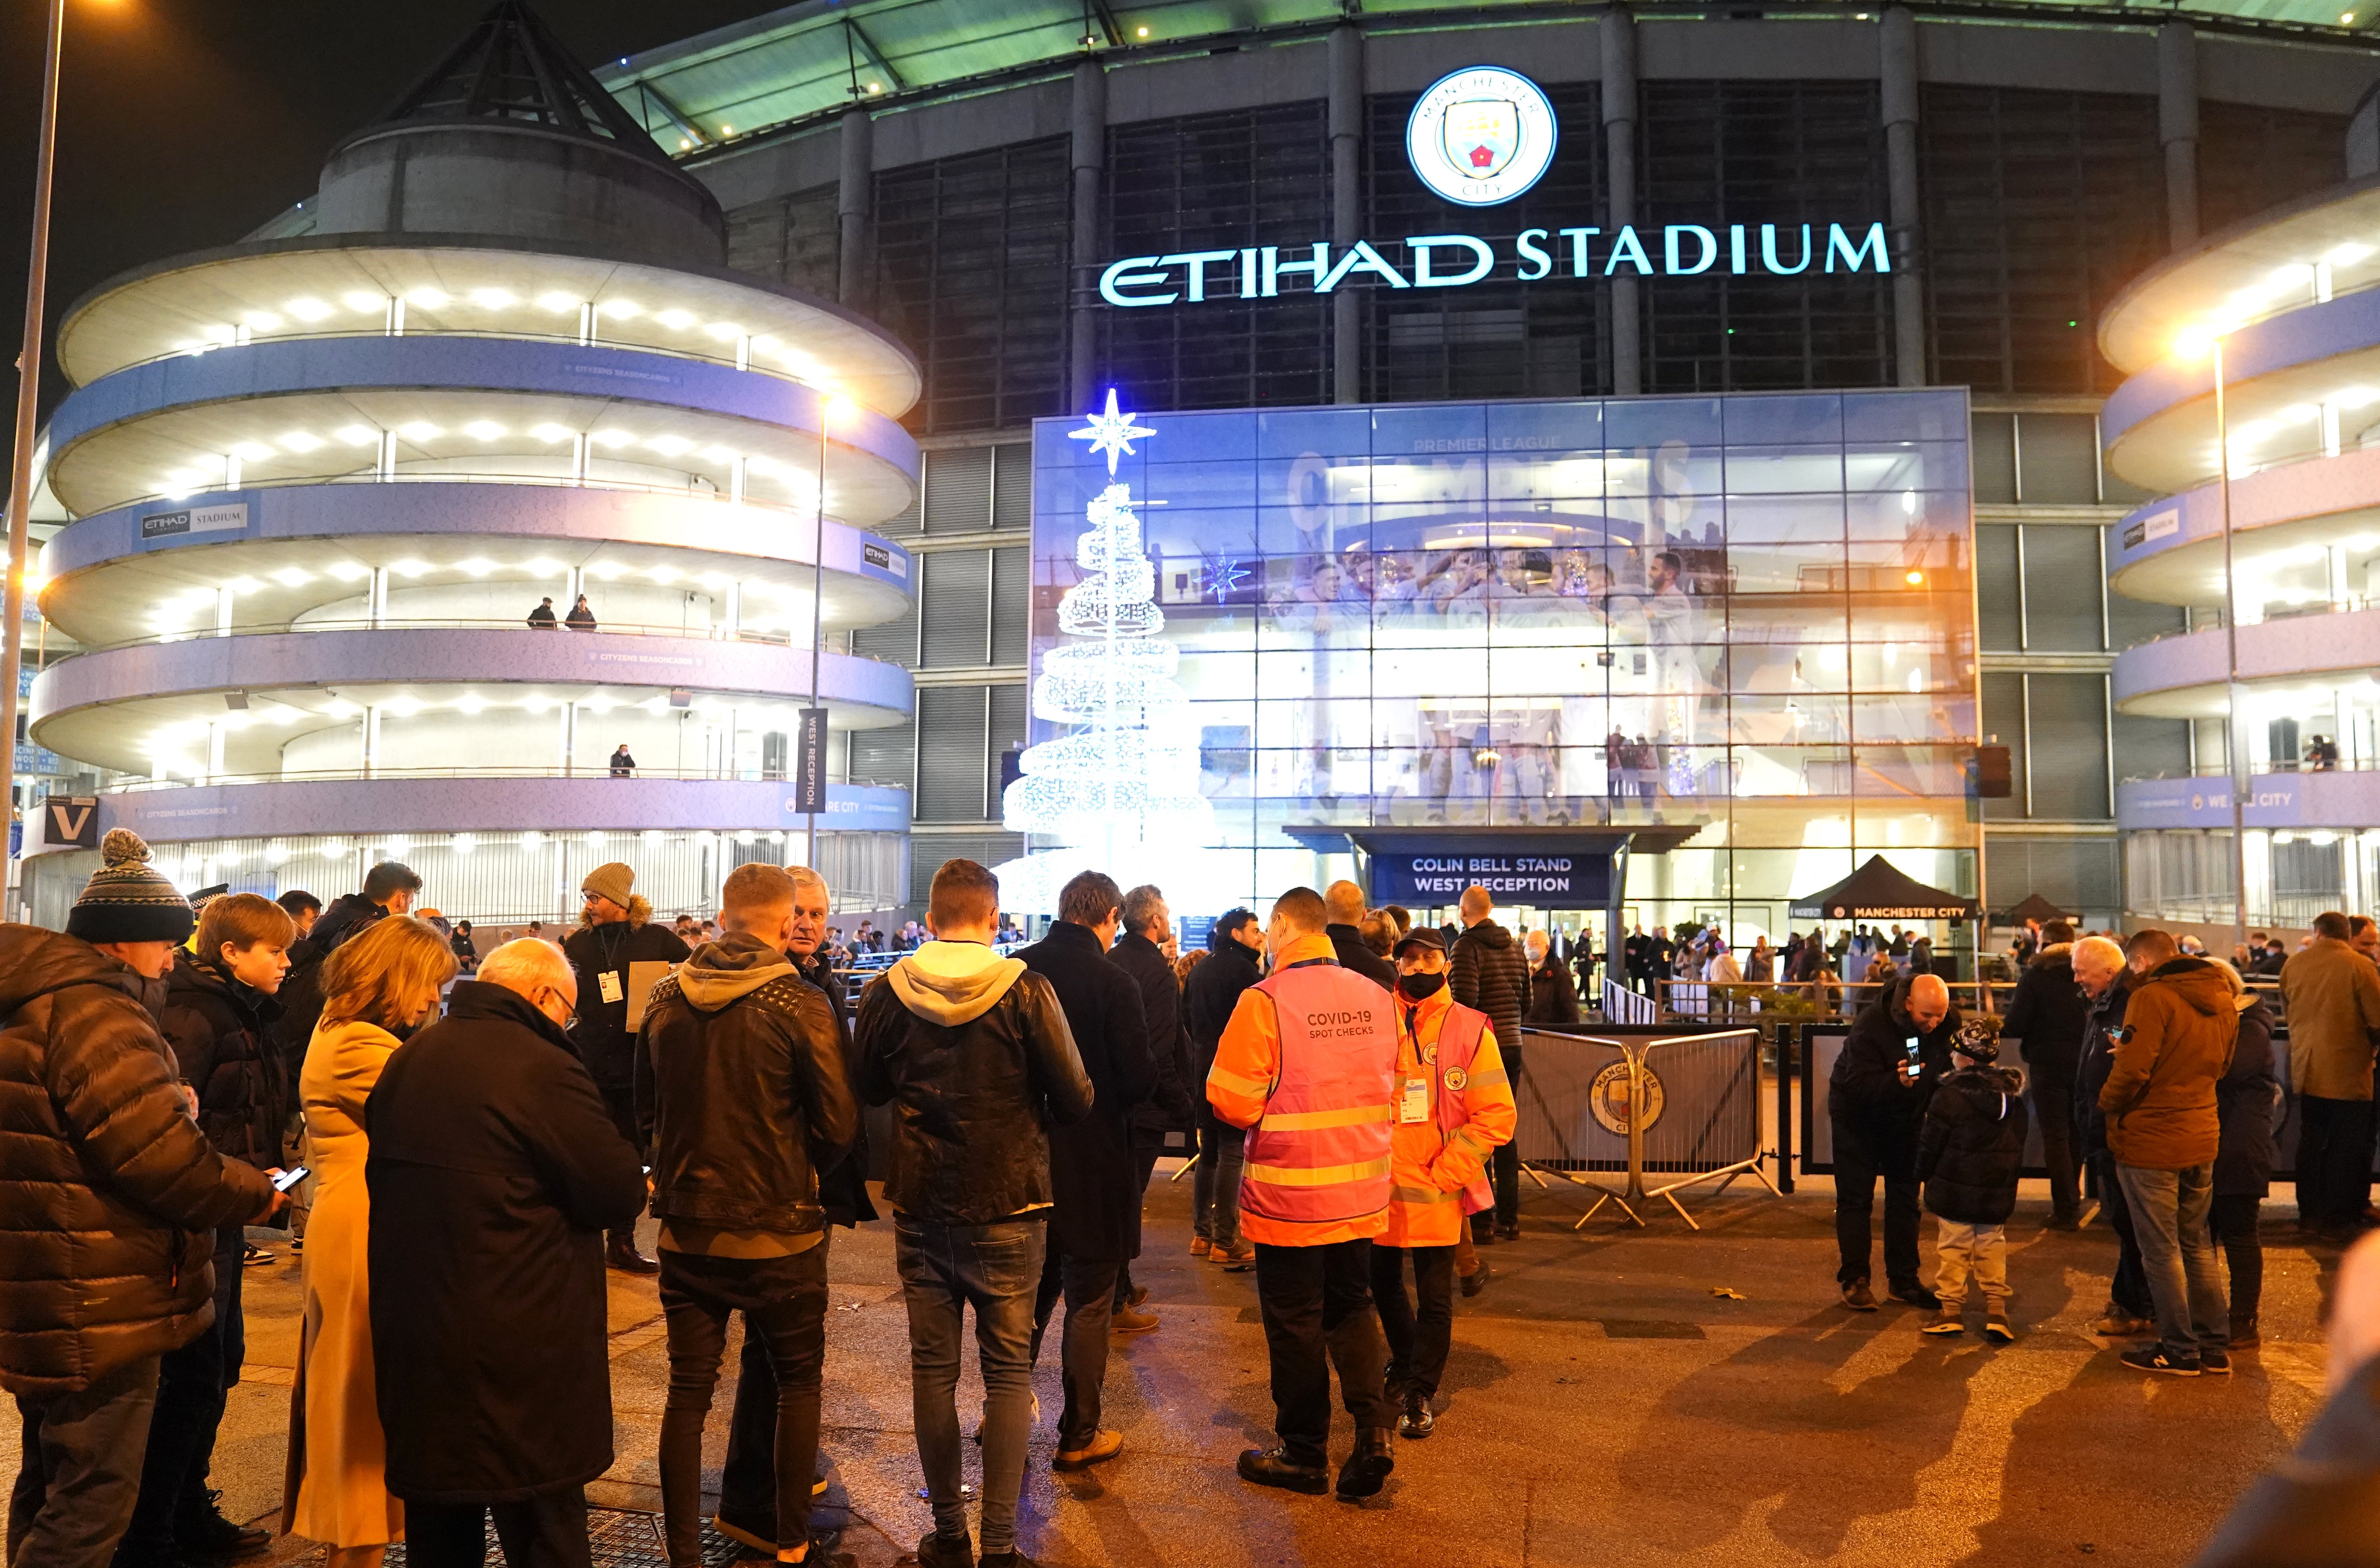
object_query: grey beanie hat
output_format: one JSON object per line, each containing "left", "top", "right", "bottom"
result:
{"left": 581, "top": 860, "right": 635, "bottom": 910}
{"left": 67, "top": 829, "right": 194, "bottom": 945}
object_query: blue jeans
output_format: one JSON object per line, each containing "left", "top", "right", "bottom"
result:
{"left": 892, "top": 1214, "right": 1045, "bottom": 1556}
{"left": 2116, "top": 1162, "right": 2230, "bottom": 1361}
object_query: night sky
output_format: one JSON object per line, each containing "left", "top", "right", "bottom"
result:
{"left": 0, "top": 0, "right": 777, "bottom": 499}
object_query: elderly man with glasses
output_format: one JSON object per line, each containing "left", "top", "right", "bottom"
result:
{"left": 560, "top": 860, "right": 691, "bottom": 1273}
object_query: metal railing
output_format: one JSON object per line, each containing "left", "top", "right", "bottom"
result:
{"left": 71, "top": 467, "right": 860, "bottom": 529}
{"left": 73, "top": 615, "right": 883, "bottom": 657}
{"left": 99, "top": 765, "right": 910, "bottom": 793}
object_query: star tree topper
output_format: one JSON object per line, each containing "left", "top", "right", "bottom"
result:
{"left": 1068, "top": 387, "right": 1156, "bottom": 476}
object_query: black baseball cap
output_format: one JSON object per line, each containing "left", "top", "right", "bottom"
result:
{"left": 1393, "top": 928, "right": 1444, "bottom": 959}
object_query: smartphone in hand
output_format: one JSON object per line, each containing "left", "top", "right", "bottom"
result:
{"left": 271, "top": 1166, "right": 310, "bottom": 1192}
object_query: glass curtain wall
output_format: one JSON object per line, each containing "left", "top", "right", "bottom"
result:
{"left": 1022, "top": 389, "right": 1976, "bottom": 944}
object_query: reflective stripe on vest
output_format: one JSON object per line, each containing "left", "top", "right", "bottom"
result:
{"left": 1240, "top": 963, "right": 1397, "bottom": 1231}
{"left": 1429, "top": 1004, "right": 1496, "bottom": 1217}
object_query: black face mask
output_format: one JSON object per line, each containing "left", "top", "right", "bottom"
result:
{"left": 1398, "top": 972, "right": 1446, "bottom": 1000}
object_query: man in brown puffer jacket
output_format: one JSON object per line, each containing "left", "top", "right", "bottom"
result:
{"left": 2099, "top": 928, "right": 2236, "bottom": 1377}
{"left": 1, "top": 830, "right": 282, "bottom": 1568}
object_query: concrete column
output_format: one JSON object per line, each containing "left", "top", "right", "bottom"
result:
{"left": 837, "top": 107, "right": 873, "bottom": 308}
{"left": 216, "top": 587, "right": 234, "bottom": 639}
{"left": 2160, "top": 22, "right": 2201, "bottom": 252}
{"left": 1602, "top": 8, "right": 1641, "bottom": 396}
{"left": 1881, "top": 8, "right": 1926, "bottom": 388}
{"left": 369, "top": 568, "right": 389, "bottom": 629}
{"left": 1068, "top": 60, "right": 1107, "bottom": 412}
{"left": 1329, "top": 25, "right": 1364, "bottom": 404}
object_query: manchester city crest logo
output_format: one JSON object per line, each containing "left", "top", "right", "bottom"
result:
{"left": 1406, "top": 66, "right": 1558, "bottom": 207}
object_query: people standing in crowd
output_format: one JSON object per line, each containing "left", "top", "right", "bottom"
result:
{"left": 285, "top": 916, "right": 458, "bottom": 1568}
{"left": 1185, "top": 910, "right": 1264, "bottom": 1272}
{"left": 2277, "top": 910, "right": 2380, "bottom": 1243}
{"left": 366, "top": 938, "right": 646, "bottom": 1568}
{"left": 1830, "top": 972, "right": 1958, "bottom": 1311}
{"left": 1447, "top": 886, "right": 1529, "bottom": 1245}
{"left": 636, "top": 865, "right": 858, "bottom": 1568}
{"left": 119, "top": 894, "right": 298, "bottom": 1568}
{"left": 564, "top": 594, "right": 597, "bottom": 631}
{"left": 526, "top": 597, "right": 558, "bottom": 629}
{"left": 2002, "top": 920, "right": 2087, "bottom": 1228}
{"left": 1322, "top": 881, "right": 1396, "bottom": 990}
{"left": 2100, "top": 928, "right": 2235, "bottom": 1376}
{"left": 277, "top": 890, "right": 323, "bottom": 942}
{"left": 2208, "top": 956, "right": 2279, "bottom": 1349}
{"left": 1522, "top": 928, "right": 1580, "bottom": 1025}
{"left": 1016, "top": 871, "right": 1157, "bottom": 1472}
{"left": 708, "top": 865, "right": 876, "bottom": 1555}
{"left": 855, "top": 859, "right": 1091, "bottom": 1568}
{"left": 2073, "top": 936, "right": 2156, "bottom": 1337}
{"left": 1105, "top": 885, "right": 1196, "bottom": 1325}
{"left": 1360, "top": 911, "right": 1396, "bottom": 960}
{"left": 275, "top": 862, "right": 424, "bottom": 1070}
{"left": 1372, "top": 927, "right": 1516, "bottom": 1439}
{"left": 2, "top": 830, "right": 283, "bottom": 1568}
{"left": 1745, "top": 936, "right": 1774, "bottom": 984}
{"left": 560, "top": 861, "right": 690, "bottom": 1275}
{"left": 1209, "top": 886, "right": 1400, "bottom": 1501}
{"left": 607, "top": 744, "right": 636, "bottom": 779}
{"left": 1916, "top": 1020, "right": 2027, "bottom": 1342}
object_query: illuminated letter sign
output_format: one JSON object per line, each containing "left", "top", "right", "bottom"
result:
{"left": 1406, "top": 66, "right": 1559, "bottom": 207}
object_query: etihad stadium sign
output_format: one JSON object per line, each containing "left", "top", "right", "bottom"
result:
{"left": 1100, "top": 63, "right": 1889, "bottom": 309}
{"left": 1097, "top": 222, "right": 1893, "bottom": 308}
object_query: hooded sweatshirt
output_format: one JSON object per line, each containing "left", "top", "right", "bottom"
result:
{"left": 887, "top": 938, "right": 1029, "bottom": 1026}
{"left": 2099, "top": 956, "right": 2237, "bottom": 1170}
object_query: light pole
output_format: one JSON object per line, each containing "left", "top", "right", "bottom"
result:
{"left": 805, "top": 394, "right": 846, "bottom": 868}
{"left": 0, "top": 0, "right": 66, "bottom": 917}
{"left": 2177, "top": 324, "right": 2246, "bottom": 949}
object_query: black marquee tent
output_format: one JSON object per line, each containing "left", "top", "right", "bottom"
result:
{"left": 1998, "top": 891, "right": 2076, "bottom": 927}
{"left": 1789, "top": 855, "right": 1980, "bottom": 923}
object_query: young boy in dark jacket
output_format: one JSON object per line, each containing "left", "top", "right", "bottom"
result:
{"left": 1916, "top": 1017, "right": 2030, "bottom": 1343}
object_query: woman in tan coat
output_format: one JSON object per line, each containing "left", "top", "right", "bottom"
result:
{"left": 283, "top": 916, "right": 457, "bottom": 1567}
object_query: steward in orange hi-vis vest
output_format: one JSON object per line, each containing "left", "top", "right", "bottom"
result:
{"left": 1208, "top": 932, "right": 1400, "bottom": 1247}
{"left": 1381, "top": 984, "right": 1517, "bottom": 1249}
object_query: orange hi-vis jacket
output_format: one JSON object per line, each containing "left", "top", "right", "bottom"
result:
{"left": 1206, "top": 933, "right": 1399, "bottom": 1247}
{"left": 1379, "top": 986, "right": 1517, "bottom": 1249}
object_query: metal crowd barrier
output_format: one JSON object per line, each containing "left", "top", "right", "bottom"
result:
{"left": 1600, "top": 978, "right": 1658, "bottom": 1025}
{"left": 1517, "top": 1025, "right": 1779, "bottom": 1230}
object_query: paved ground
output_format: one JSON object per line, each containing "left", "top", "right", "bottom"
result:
{"left": 5, "top": 1161, "right": 2351, "bottom": 1568}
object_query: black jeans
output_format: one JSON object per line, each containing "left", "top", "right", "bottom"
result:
{"left": 1252, "top": 1239, "right": 1392, "bottom": 1466}
{"left": 1369, "top": 1244, "right": 1455, "bottom": 1402}
{"left": 1119, "top": 1141, "right": 1163, "bottom": 1298}
{"left": 1473, "top": 1048, "right": 1523, "bottom": 1234}
{"left": 657, "top": 1246, "right": 830, "bottom": 1565}
{"left": 2209, "top": 1192, "right": 2265, "bottom": 1320}
{"left": 1029, "top": 1248, "right": 1119, "bottom": 1450}
{"left": 2297, "top": 1095, "right": 2376, "bottom": 1229}
{"left": 405, "top": 1490, "right": 589, "bottom": 1568}
{"left": 1831, "top": 1108, "right": 1921, "bottom": 1288}
{"left": 1192, "top": 1110, "right": 1246, "bottom": 1247}
{"left": 2092, "top": 1150, "right": 2155, "bottom": 1318}
{"left": 10, "top": 1355, "right": 160, "bottom": 1568}
{"left": 717, "top": 1233, "right": 838, "bottom": 1543}
{"left": 594, "top": 1079, "right": 644, "bottom": 1251}
{"left": 115, "top": 1231, "right": 242, "bottom": 1561}
{"left": 2032, "top": 1080, "right": 2080, "bottom": 1216}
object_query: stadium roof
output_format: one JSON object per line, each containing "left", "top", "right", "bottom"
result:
{"left": 594, "top": 0, "right": 2380, "bottom": 163}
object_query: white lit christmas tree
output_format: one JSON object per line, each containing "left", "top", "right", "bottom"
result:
{"left": 992, "top": 391, "right": 1231, "bottom": 914}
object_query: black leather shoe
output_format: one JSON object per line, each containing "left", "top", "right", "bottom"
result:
{"left": 1335, "top": 1428, "right": 1395, "bottom": 1499}
{"left": 606, "top": 1235, "right": 660, "bottom": 1274}
{"left": 1397, "top": 1391, "right": 1435, "bottom": 1439}
{"left": 914, "top": 1529, "right": 976, "bottom": 1568}
{"left": 1237, "top": 1446, "right": 1330, "bottom": 1495}
{"left": 1493, "top": 1221, "right": 1521, "bottom": 1242}
{"left": 1889, "top": 1281, "right": 1939, "bottom": 1309}
{"left": 177, "top": 1490, "right": 269, "bottom": 1559}
{"left": 1459, "top": 1262, "right": 1491, "bottom": 1298}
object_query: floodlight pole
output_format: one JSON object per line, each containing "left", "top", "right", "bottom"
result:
{"left": 0, "top": 0, "right": 66, "bottom": 920}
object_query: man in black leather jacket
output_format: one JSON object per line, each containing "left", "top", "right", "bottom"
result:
{"left": 635, "top": 863, "right": 857, "bottom": 1567}
{"left": 854, "top": 858, "right": 1091, "bottom": 1568}
{"left": 1830, "top": 973, "right": 1959, "bottom": 1310}
{"left": 710, "top": 864, "right": 876, "bottom": 1553}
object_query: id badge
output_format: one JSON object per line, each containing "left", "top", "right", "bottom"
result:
{"left": 599, "top": 970, "right": 625, "bottom": 1004}
{"left": 1398, "top": 1076, "right": 1430, "bottom": 1124}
